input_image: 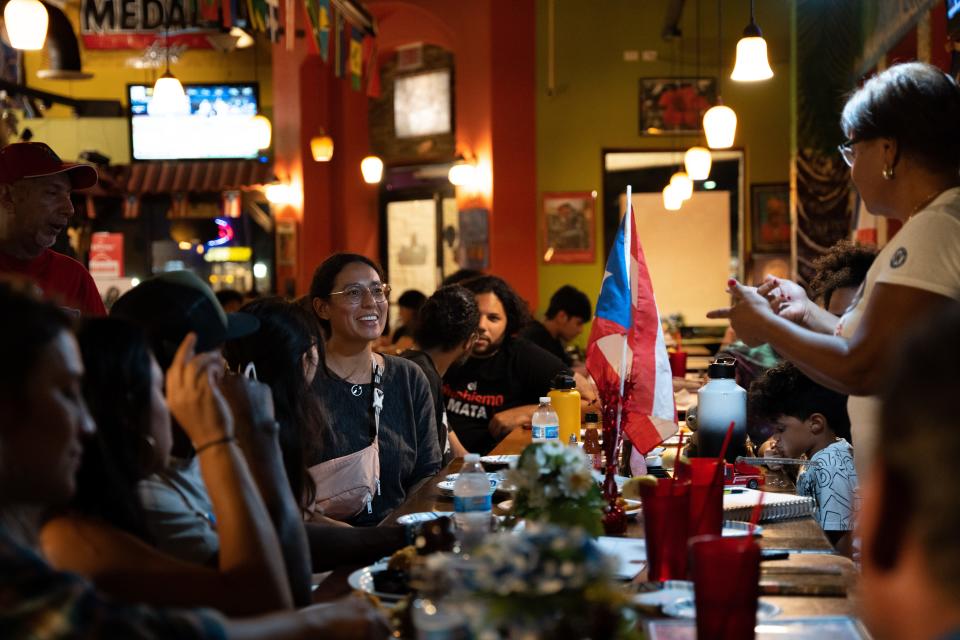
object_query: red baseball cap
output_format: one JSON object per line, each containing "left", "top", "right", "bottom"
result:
{"left": 0, "top": 142, "right": 98, "bottom": 189}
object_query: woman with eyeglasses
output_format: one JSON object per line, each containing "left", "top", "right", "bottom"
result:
{"left": 307, "top": 253, "right": 441, "bottom": 525}
{"left": 709, "top": 61, "right": 960, "bottom": 477}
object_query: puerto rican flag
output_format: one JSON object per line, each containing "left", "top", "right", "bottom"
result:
{"left": 585, "top": 195, "right": 676, "bottom": 456}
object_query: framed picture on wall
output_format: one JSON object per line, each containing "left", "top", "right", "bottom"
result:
{"left": 750, "top": 183, "right": 791, "bottom": 253}
{"left": 750, "top": 253, "right": 791, "bottom": 285}
{"left": 639, "top": 77, "right": 717, "bottom": 135}
{"left": 541, "top": 191, "right": 595, "bottom": 264}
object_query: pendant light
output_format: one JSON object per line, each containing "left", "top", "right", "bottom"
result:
{"left": 703, "top": 0, "right": 737, "bottom": 149}
{"left": 4, "top": 0, "right": 48, "bottom": 50}
{"left": 684, "top": 1, "right": 712, "bottom": 180}
{"left": 663, "top": 183, "right": 683, "bottom": 211}
{"left": 448, "top": 155, "right": 477, "bottom": 187}
{"left": 361, "top": 155, "right": 384, "bottom": 184}
{"left": 251, "top": 114, "right": 272, "bottom": 150}
{"left": 310, "top": 130, "right": 334, "bottom": 162}
{"left": 730, "top": 0, "right": 773, "bottom": 82}
{"left": 684, "top": 146, "right": 712, "bottom": 180}
{"left": 670, "top": 171, "right": 694, "bottom": 201}
{"left": 151, "top": 21, "right": 188, "bottom": 116}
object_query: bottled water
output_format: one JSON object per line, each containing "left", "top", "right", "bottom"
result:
{"left": 531, "top": 397, "right": 560, "bottom": 443}
{"left": 453, "top": 453, "right": 492, "bottom": 554}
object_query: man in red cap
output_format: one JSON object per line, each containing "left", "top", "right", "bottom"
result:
{"left": 0, "top": 142, "right": 104, "bottom": 316}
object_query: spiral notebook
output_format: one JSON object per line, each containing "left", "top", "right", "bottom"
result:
{"left": 723, "top": 488, "right": 815, "bottom": 522}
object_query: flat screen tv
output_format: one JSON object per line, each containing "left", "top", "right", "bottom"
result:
{"left": 128, "top": 83, "right": 263, "bottom": 161}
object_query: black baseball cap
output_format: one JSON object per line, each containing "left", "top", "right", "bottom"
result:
{"left": 111, "top": 270, "right": 259, "bottom": 368}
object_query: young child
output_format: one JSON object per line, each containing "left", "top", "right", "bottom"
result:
{"left": 748, "top": 362, "right": 858, "bottom": 556}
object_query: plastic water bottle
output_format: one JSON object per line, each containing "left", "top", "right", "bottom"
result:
{"left": 531, "top": 397, "right": 560, "bottom": 443}
{"left": 453, "top": 454, "right": 492, "bottom": 554}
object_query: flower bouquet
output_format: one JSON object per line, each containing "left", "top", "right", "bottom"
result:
{"left": 505, "top": 441, "right": 605, "bottom": 536}
{"left": 452, "top": 524, "right": 641, "bottom": 639}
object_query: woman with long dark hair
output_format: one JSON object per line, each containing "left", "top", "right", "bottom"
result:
{"left": 223, "top": 297, "right": 324, "bottom": 512}
{"left": 308, "top": 253, "right": 441, "bottom": 525}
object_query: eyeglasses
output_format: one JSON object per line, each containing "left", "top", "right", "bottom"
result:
{"left": 328, "top": 283, "right": 391, "bottom": 305}
{"left": 837, "top": 137, "right": 865, "bottom": 167}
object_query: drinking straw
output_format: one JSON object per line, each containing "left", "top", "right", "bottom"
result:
{"left": 671, "top": 430, "right": 685, "bottom": 485}
{"left": 717, "top": 420, "right": 736, "bottom": 462}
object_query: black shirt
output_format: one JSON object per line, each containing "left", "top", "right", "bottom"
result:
{"left": 520, "top": 320, "right": 572, "bottom": 366}
{"left": 442, "top": 337, "right": 568, "bottom": 454}
{"left": 400, "top": 349, "right": 448, "bottom": 461}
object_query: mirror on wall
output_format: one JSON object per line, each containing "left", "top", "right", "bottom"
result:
{"left": 601, "top": 149, "right": 745, "bottom": 329}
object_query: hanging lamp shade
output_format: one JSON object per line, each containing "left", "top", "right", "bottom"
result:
{"left": 663, "top": 183, "right": 683, "bottom": 211}
{"left": 730, "top": 34, "right": 774, "bottom": 81}
{"left": 251, "top": 115, "right": 272, "bottom": 150}
{"left": 151, "top": 71, "right": 190, "bottom": 116}
{"left": 703, "top": 104, "right": 737, "bottom": 149}
{"left": 670, "top": 171, "right": 694, "bottom": 201}
{"left": 361, "top": 155, "right": 384, "bottom": 184}
{"left": 730, "top": 1, "right": 773, "bottom": 82}
{"left": 310, "top": 132, "right": 334, "bottom": 162}
{"left": 684, "top": 146, "right": 712, "bottom": 180}
{"left": 4, "top": 0, "right": 48, "bottom": 50}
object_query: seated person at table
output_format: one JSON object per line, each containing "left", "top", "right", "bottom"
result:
{"left": 0, "top": 281, "right": 389, "bottom": 639}
{"left": 42, "top": 318, "right": 296, "bottom": 615}
{"left": 859, "top": 302, "right": 960, "bottom": 640}
{"left": 443, "top": 275, "right": 569, "bottom": 454}
{"left": 520, "top": 284, "right": 592, "bottom": 367}
{"left": 387, "top": 288, "right": 426, "bottom": 352}
{"left": 401, "top": 285, "right": 480, "bottom": 462}
{"left": 310, "top": 253, "right": 441, "bottom": 525}
{"left": 749, "top": 362, "right": 858, "bottom": 556}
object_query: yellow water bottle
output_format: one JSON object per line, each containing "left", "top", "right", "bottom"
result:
{"left": 549, "top": 374, "right": 581, "bottom": 445}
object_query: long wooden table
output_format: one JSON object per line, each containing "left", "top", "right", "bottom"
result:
{"left": 318, "top": 427, "right": 860, "bottom": 621}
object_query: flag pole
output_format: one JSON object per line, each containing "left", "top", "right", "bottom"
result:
{"left": 614, "top": 186, "right": 633, "bottom": 460}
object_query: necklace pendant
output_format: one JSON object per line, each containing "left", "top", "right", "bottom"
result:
{"left": 351, "top": 384, "right": 363, "bottom": 397}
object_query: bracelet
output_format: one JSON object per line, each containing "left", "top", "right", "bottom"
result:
{"left": 194, "top": 436, "right": 236, "bottom": 455}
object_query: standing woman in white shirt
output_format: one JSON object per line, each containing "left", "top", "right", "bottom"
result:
{"left": 709, "top": 62, "right": 960, "bottom": 477}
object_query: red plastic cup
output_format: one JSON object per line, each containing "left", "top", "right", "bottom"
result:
{"left": 669, "top": 350, "right": 688, "bottom": 377}
{"left": 689, "top": 535, "right": 760, "bottom": 640}
{"left": 638, "top": 478, "right": 691, "bottom": 581}
{"left": 676, "top": 458, "right": 724, "bottom": 537}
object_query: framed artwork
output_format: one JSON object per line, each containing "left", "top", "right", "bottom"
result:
{"left": 750, "top": 183, "right": 791, "bottom": 253}
{"left": 639, "top": 77, "right": 717, "bottom": 135}
{"left": 542, "top": 192, "right": 595, "bottom": 264}
{"left": 275, "top": 219, "right": 297, "bottom": 267}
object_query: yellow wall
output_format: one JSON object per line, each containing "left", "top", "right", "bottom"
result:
{"left": 535, "top": 0, "right": 792, "bottom": 345}
{"left": 20, "top": 8, "right": 272, "bottom": 163}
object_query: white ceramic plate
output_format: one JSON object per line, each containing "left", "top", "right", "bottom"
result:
{"left": 480, "top": 454, "right": 519, "bottom": 467}
{"left": 395, "top": 511, "right": 453, "bottom": 525}
{"left": 437, "top": 477, "right": 500, "bottom": 496}
{"left": 663, "top": 596, "right": 781, "bottom": 620}
{"left": 346, "top": 560, "right": 407, "bottom": 602}
{"left": 722, "top": 520, "right": 765, "bottom": 537}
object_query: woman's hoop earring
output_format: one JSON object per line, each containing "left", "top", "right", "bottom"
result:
{"left": 882, "top": 165, "right": 895, "bottom": 180}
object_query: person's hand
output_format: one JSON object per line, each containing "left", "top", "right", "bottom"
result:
{"left": 166, "top": 333, "right": 233, "bottom": 447}
{"left": 706, "top": 279, "right": 777, "bottom": 346}
{"left": 219, "top": 373, "right": 278, "bottom": 453}
{"left": 489, "top": 406, "right": 535, "bottom": 440}
{"left": 757, "top": 275, "right": 812, "bottom": 326}
{"left": 298, "top": 595, "right": 391, "bottom": 639}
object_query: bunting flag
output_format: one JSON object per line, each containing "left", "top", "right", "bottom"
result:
{"left": 199, "top": 0, "right": 220, "bottom": 22}
{"left": 265, "top": 0, "right": 280, "bottom": 43}
{"left": 349, "top": 27, "right": 363, "bottom": 90}
{"left": 302, "top": 0, "right": 331, "bottom": 61}
{"left": 585, "top": 196, "right": 677, "bottom": 456}
{"left": 246, "top": 0, "right": 265, "bottom": 32}
{"left": 363, "top": 34, "right": 380, "bottom": 98}
{"left": 333, "top": 11, "right": 344, "bottom": 77}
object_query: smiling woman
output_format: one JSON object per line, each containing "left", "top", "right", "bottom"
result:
{"left": 307, "top": 253, "right": 441, "bottom": 526}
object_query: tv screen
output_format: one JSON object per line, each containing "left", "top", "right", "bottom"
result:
{"left": 128, "top": 83, "right": 263, "bottom": 161}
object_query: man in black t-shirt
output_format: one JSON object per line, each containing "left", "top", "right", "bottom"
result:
{"left": 401, "top": 285, "right": 479, "bottom": 462}
{"left": 443, "top": 276, "right": 569, "bottom": 454}
{"left": 520, "top": 285, "right": 593, "bottom": 366}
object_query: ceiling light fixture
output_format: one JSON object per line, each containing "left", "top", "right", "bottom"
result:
{"left": 730, "top": 0, "right": 774, "bottom": 82}
{"left": 151, "top": 20, "right": 189, "bottom": 116}
{"left": 703, "top": 0, "right": 737, "bottom": 149}
{"left": 361, "top": 155, "right": 384, "bottom": 184}
{"left": 663, "top": 183, "right": 683, "bottom": 211}
{"left": 311, "top": 129, "right": 334, "bottom": 162}
{"left": 4, "top": 0, "right": 48, "bottom": 50}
